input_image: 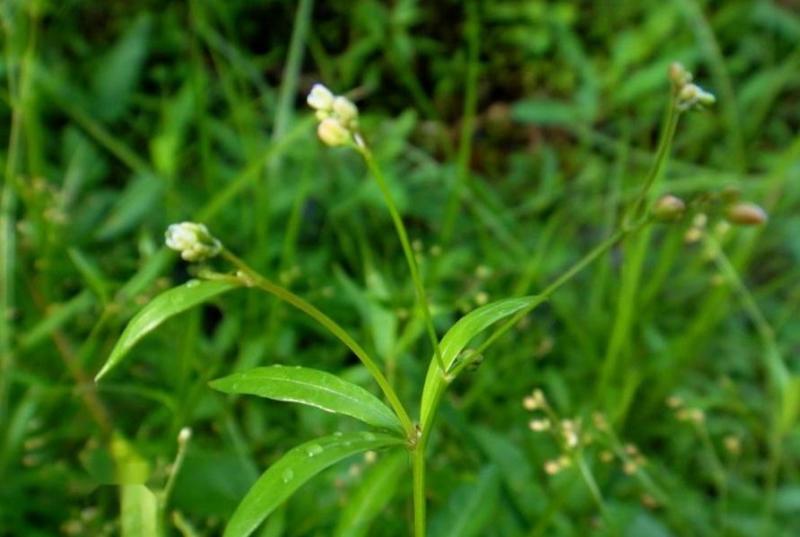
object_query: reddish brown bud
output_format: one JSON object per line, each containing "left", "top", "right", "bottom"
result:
{"left": 726, "top": 202, "right": 767, "bottom": 226}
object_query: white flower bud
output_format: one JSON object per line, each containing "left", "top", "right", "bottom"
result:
{"left": 165, "top": 222, "right": 222, "bottom": 262}
{"left": 307, "top": 83, "right": 335, "bottom": 111}
{"left": 332, "top": 96, "right": 359, "bottom": 128}
{"left": 317, "top": 118, "right": 351, "bottom": 147}
{"left": 677, "top": 83, "right": 716, "bottom": 111}
{"left": 178, "top": 427, "right": 192, "bottom": 445}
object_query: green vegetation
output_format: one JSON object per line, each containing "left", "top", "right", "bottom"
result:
{"left": 2, "top": 1, "right": 800, "bottom": 536}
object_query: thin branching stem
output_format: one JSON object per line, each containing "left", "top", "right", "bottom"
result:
{"left": 221, "top": 250, "right": 415, "bottom": 438}
{"left": 357, "top": 145, "right": 446, "bottom": 373}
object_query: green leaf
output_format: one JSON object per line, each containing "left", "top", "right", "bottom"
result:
{"left": 420, "top": 296, "right": 544, "bottom": 428}
{"left": 96, "top": 173, "right": 165, "bottom": 241}
{"left": 224, "top": 433, "right": 404, "bottom": 537}
{"left": 429, "top": 466, "right": 500, "bottom": 537}
{"left": 120, "top": 485, "right": 159, "bottom": 537}
{"left": 92, "top": 14, "right": 151, "bottom": 122}
{"left": 511, "top": 99, "right": 582, "bottom": 126}
{"left": 96, "top": 280, "right": 238, "bottom": 381}
{"left": 210, "top": 366, "right": 403, "bottom": 434}
{"left": 334, "top": 451, "right": 407, "bottom": 537}
{"left": 471, "top": 426, "right": 544, "bottom": 519}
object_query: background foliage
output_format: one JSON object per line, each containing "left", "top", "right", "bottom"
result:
{"left": 2, "top": 0, "right": 800, "bottom": 535}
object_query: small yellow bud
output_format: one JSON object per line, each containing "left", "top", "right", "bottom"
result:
{"left": 522, "top": 395, "right": 537, "bottom": 411}
{"left": 723, "top": 435, "right": 741, "bottom": 455}
{"left": 668, "top": 62, "right": 692, "bottom": 87}
{"left": 544, "top": 459, "right": 561, "bottom": 475}
{"left": 528, "top": 419, "right": 550, "bottom": 432}
{"left": 332, "top": 96, "right": 359, "bottom": 129}
{"left": 317, "top": 118, "right": 351, "bottom": 147}
{"left": 652, "top": 194, "right": 686, "bottom": 221}
{"left": 726, "top": 202, "right": 767, "bottom": 226}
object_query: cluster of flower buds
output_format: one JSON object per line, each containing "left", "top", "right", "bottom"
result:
{"left": 165, "top": 222, "right": 222, "bottom": 262}
{"left": 307, "top": 83, "right": 360, "bottom": 147}
{"left": 669, "top": 62, "right": 716, "bottom": 112}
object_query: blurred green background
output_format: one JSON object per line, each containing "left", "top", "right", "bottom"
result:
{"left": 2, "top": 0, "right": 800, "bottom": 535}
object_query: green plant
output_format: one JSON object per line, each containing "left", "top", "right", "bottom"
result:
{"left": 92, "top": 61, "right": 777, "bottom": 537}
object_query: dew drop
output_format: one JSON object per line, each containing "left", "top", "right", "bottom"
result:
{"left": 333, "top": 432, "right": 343, "bottom": 437}
{"left": 361, "top": 432, "right": 376, "bottom": 442}
{"left": 281, "top": 469, "right": 294, "bottom": 483}
{"left": 306, "top": 444, "right": 323, "bottom": 457}
{"left": 186, "top": 279, "right": 200, "bottom": 288}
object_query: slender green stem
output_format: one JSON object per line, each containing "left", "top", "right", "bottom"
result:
{"left": 161, "top": 430, "right": 191, "bottom": 510}
{"left": 626, "top": 96, "right": 680, "bottom": 224}
{"left": 474, "top": 223, "right": 644, "bottom": 362}
{"left": 357, "top": 145, "right": 445, "bottom": 373}
{"left": 221, "top": 250, "right": 415, "bottom": 437}
{"left": 442, "top": 0, "right": 480, "bottom": 243}
{"left": 412, "top": 445, "right": 426, "bottom": 537}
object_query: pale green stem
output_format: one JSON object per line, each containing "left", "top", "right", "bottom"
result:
{"left": 161, "top": 432, "right": 191, "bottom": 510}
{"left": 357, "top": 145, "right": 445, "bottom": 373}
{"left": 221, "top": 250, "right": 415, "bottom": 438}
{"left": 412, "top": 445, "right": 426, "bottom": 537}
{"left": 626, "top": 95, "right": 680, "bottom": 224}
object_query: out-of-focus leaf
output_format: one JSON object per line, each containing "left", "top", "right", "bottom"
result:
{"left": 224, "top": 433, "right": 404, "bottom": 537}
{"left": 780, "top": 376, "right": 800, "bottom": 434}
{"left": 336, "top": 269, "right": 397, "bottom": 361}
{"left": 18, "top": 290, "right": 95, "bottom": 351}
{"left": 151, "top": 82, "right": 195, "bottom": 177}
{"left": 334, "top": 450, "right": 407, "bottom": 537}
{"left": 120, "top": 485, "right": 159, "bottom": 537}
{"left": 96, "top": 280, "right": 239, "bottom": 380}
{"left": 96, "top": 174, "right": 165, "bottom": 241}
{"left": 92, "top": 14, "right": 152, "bottom": 122}
{"left": 429, "top": 466, "right": 500, "bottom": 537}
{"left": 511, "top": 99, "right": 581, "bottom": 126}
{"left": 472, "top": 426, "right": 544, "bottom": 518}
{"left": 210, "top": 366, "right": 403, "bottom": 434}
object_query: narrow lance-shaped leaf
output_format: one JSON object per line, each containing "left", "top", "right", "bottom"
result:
{"left": 96, "top": 280, "right": 239, "bottom": 381}
{"left": 224, "top": 432, "right": 404, "bottom": 537}
{"left": 210, "top": 366, "right": 403, "bottom": 434}
{"left": 420, "top": 296, "right": 545, "bottom": 429}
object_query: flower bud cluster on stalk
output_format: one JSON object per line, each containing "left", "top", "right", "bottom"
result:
{"left": 669, "top": 62, "right": 716, "bottom": 111}
{"left": 307, "top": 83, "right": 361, "bottom": 147}
{"left": 165, "top": 222, "right": 222, "bottom": 262}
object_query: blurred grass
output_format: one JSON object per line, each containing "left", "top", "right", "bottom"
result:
{"left": 1, "top": 0, "right": 800, "bottom": 535}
